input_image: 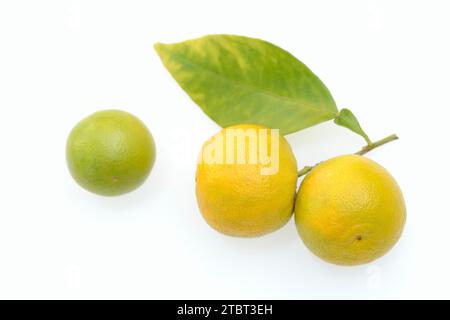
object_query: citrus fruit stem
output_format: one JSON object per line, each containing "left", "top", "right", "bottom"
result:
{"left": 355, "top": 134, "right": 399, "bottom": 155}
{"left": 297, "top": 134, "right": 399, "bottom": 178}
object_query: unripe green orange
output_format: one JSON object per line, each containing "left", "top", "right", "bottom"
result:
{"left": 66, "top": 110, "right": 155, "bottom": 196}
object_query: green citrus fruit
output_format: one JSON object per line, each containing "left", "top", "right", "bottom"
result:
{"left": 66, "top": 110, "right": 156, "bottom": 196}
{"left": 294, "top": 154, "right": 406, "bottom": 266}
{"left": 196, "top": 124, "right": 298, "bottom": 237}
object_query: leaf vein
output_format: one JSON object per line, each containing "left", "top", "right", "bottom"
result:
{"left": 164, "top": 50, "right": 337, "bottom": 118}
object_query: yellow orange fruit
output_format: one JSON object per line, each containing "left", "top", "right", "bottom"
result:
{"left": 295, "top": 154, "right": 406, "bottom": 266}
{"left": 196, "top": 124, "right": 298, "bottom": 237}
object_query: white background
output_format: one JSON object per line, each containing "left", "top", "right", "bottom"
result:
{"left": 0, "top": 0, "right": 448, "bottom": 299}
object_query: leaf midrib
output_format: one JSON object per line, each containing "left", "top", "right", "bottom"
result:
{"left": 162, "top": 48, "right": 338, "bottom": 118}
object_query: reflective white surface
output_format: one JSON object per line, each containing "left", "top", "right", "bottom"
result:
{"left": 0, "top": 0, "right": 448, "bottom": 299}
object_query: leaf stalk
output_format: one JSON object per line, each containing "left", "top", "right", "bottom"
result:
{"left": 297, "top": 134, "right": 399, "bottom": 178}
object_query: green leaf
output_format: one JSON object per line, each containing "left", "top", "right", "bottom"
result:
{"left": 334, "top": 108, "right": 372, "bottom": 144}
{"left": 154, "top": 34, "right": 338, "bottom": 135}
